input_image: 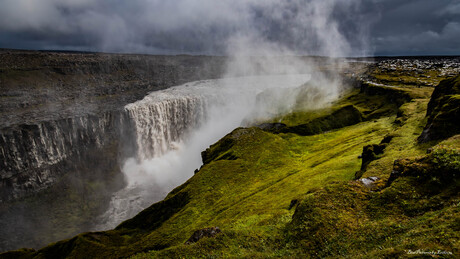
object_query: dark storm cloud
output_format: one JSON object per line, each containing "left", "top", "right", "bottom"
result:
{"left": 0, "top": 0, "right": 458, "bottom": 56}
{"left": 369, "top": 0, "right": 460, "bottom": 55}
{"left": 0, "top": 0, "right": 255, "bottom": 54}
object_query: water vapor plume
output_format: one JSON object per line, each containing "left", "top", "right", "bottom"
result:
{"left": 96, "top": 0, "right": 373, "bottom": 230}
{"left": 224, "top": 0, "right": 372, "bottom": 111}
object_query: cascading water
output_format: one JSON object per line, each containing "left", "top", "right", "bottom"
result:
{"left": 95, "top": 74, "right": 321, "bottom": 230}
{"left": 125, "top": 93, "right": 209, "bottom": 160}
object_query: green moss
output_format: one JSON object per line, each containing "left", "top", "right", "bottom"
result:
{"left": 200, "top": 131, "right": 237, "bottom": 164}
{"left": 275, "top": 84, "right": 412, "bottom": 127}
{"left": 287, "top": 156, "right": 460, "bottom": 258}
{"left": 362, "top": 98, "right": 431, "bottom": 181}
{"left": 280, "top": 104, "right": 363, "bottom": 136}
{"left": 117, "top": 191, "right": 190, "bottom": 231}
{"left": 425, "top": 75, "right": 460, "bottom": 117}
{"left": 12, "top": 80, "right": 460, "bottom": 258}
{"left": 0, "top": 248, "right": 35, "bottom": 259}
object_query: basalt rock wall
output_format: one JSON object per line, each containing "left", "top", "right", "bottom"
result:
{"left": 0, "top": 112, "right": 126, "bottom": 201}
{"left": 0, "top": 49, "right": 227, "bottom": 201}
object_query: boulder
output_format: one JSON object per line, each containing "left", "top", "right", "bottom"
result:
{"left": 387, "top": 146, "right": 460, "bottom": 186}
{"left": 185, "top": 227, "right": 222, "bottom": 244}
{"left": 355, "top": 142, "right": 387, "bottom": 179}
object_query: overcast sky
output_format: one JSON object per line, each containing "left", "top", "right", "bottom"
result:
{"left": 0, "top": 0, "right": 459, "bottom": 56}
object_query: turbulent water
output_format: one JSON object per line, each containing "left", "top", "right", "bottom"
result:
{"left": 95, "top": 74, "right": 314, "bottom": 229}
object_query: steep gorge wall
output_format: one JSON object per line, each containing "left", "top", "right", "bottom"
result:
{"left": 0, "top": 50, "right": 226, "bottom": 202}
{"left": 0, "top": 50, "right": 229, "bottom": 251}
{"left": 0, "top": 112, "right": 124, "bottom": 201}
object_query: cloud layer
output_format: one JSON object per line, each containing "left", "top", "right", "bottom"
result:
{"left": 370, "top": 0, "right": 460, "bottom": 55}
{"left": 0, "top": 0, "right": 458, "bottom": 56}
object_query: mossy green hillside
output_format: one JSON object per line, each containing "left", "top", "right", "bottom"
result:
{"left": 288, "top": 135, "right": 460, "bottom": 257}
{"left": 133, "top": 120, "right": 396, "bottom": 258}
{"left": 4, "top": 75, "right": 460, "bottom": 258}
{"left": 137, "top": 82, "right": 459, "bottom": 258}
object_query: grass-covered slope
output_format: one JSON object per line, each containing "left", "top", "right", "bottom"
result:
{"left": 3, "top": 75, "right": 460, "bottom": 258}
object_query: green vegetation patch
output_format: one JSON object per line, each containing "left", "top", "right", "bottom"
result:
{"left": 6, "top": 75, "right": 460, "bottom": 258}
{"left": 279, "top": 104, "right": 363, "bottom": 136}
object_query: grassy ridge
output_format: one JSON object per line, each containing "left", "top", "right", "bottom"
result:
{"left": 3, "top": 74, "right": 460, "bottom": 258}
{"left": 128, "top": 86, "right": 430, "bottom": 257}
{"left": 134, "top": 114, "right": 396, "bottom": 257}
{"left": 133, "top": 78, "right": 458, "bottom": 258}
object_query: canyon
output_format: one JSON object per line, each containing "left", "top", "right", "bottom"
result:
{"left": 0, "top": 49, "right": 226, "bottom": 251}
{"left": 1, "top": 50, "right": 459, "bottom": 257}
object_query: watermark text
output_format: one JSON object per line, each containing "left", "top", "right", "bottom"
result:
{"left": 406, "top": 249, "right": 453, "bottom": 255}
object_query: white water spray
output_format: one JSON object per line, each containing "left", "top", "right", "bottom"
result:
{"left": 95, "top": 74, "right": 336, "bottom": 229}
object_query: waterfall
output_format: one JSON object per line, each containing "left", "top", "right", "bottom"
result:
{"left": 125, "top": 92, "right": 209, "bottom": 160}
{"left": 95, "top": 74, "right": 314, "bottom": 230}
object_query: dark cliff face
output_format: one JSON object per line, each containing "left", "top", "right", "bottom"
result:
{"left": 0, "top": 112, "right": 122, "bottom": 201}
{"left": 418, "top": 75, "right": 460, "bottom": 143}
{"left": 0, "top": 50, "right": 227, "bottom": 251}
{"left": 0, "top": 49, "right": 226, "bottom": 201}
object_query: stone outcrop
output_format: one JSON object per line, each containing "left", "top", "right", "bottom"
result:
{"left": 418, "top": 75, "right": 460, "bottom": 143}
{"left": 354, "top": 135, "right": 393, "bottom": 179}
{"left": 201, "top": 132, "right": 237, "bottom": 165}
{"left": 387, "top": 144, "right": 460, "bottom": 186}
{"left": 185, "top": 227, "right": 222, "bottom": 244}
